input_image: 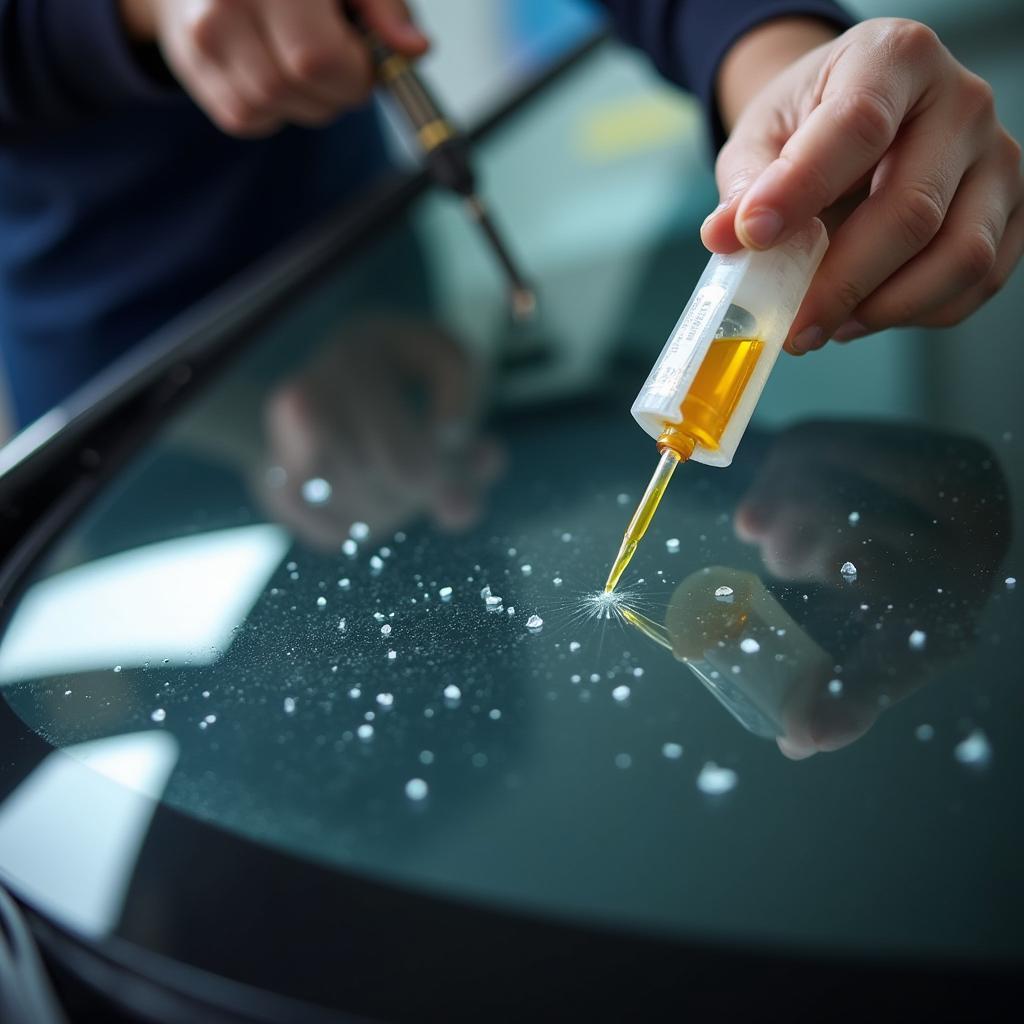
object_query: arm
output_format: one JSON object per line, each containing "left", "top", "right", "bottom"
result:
{"left": 597, "top": 0, "right": 852, "bottom": 147}
{"left": 0, "top": 0, "right": 170, "bottom": 125}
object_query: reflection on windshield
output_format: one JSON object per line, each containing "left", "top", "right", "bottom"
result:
{"left": 0, "top": 732, "right": 178, "bottom": 936}
{"left": 249, "top": 316, "right": 502, "bottom": 550}
{"left": 0, "top": 525, "right": 289, "bottom": 684}
{"left": 622, "top": 420, "right": 1011, "bottom": 759}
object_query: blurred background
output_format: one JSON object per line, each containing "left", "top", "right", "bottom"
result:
{"left": 2, "top": 0, "right": 1022, "bottom": 458}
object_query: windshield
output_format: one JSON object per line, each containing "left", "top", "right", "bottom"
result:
{"left": 1, "top": 37, "right": 1022, "bottom": 968}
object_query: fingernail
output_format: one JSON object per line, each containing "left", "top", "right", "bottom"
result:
{"left": 790, "top": 325, "right": 823, "bottom": 354}
{"left": 739, "top": 209, "right": 783, "bottom": 249}
{"left": 832, "top": 320, "right": 868, "bottom": 342}
{"left": 700, "top": 201, "right": 730, "bottom": 231}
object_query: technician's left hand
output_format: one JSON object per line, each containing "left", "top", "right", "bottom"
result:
{"left": 701, "top": 17, "right": 1024, "bottom": 353}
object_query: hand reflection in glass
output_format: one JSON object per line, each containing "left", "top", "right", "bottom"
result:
{"left": 631, "top": 421, "right": 1011, "bottom": 760}
{"left": 252, "top": 316, "right": 503, "bottom": 549}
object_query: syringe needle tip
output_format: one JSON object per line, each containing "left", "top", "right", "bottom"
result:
{"left": 604, "top": 537, "right": 636, "bottom": 594}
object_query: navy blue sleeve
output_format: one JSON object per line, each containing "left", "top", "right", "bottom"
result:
{"left": 597, "top": 0, "right": 854, "bottom": 149}
{"left": 0, "top": 0, "right": 172, "bottom": 125}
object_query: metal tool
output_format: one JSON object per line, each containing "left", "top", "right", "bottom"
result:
{"left": 360, "top": 25, "right": 537, "bottom": 322}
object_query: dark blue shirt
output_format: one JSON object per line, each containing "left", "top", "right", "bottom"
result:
{"left": 0, "top": 0, "right": 848, "bottom": 427}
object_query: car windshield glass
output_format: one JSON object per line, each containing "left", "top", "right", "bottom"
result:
{"left": 1, "top": 40, "right": 1022, "bottom": 965}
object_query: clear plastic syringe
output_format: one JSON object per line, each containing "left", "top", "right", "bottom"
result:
{"left": 604, "top": 220, "right": 828, "bottom": 592}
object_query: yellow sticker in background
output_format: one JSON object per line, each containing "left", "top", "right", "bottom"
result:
{"left": 576, "top": 91, "right": 700, "bottom": 162}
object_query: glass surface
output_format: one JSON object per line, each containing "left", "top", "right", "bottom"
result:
{"left": 2, "top": 38, "right": 1024, "bottom": 972}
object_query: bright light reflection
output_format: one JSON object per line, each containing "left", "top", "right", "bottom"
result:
{"left": 0, "top": 524, "right": 289, "bottom": 684}
{"left": 0, "top": 731, "right": 178, "bottom": 937}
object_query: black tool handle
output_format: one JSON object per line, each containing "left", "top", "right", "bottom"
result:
{"left": 349, "top": 10, "right": 476, "bottom": 196}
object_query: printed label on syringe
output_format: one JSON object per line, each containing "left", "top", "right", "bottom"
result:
{"left": 647, "top": 284, "right": 727, "bottom": 398}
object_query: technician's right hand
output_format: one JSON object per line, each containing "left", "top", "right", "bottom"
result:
{"left": 118, "top": 0, "right": 429, "bottom": 137}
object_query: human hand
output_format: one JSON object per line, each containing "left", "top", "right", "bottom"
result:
{"left": 701, "top": 17, "right": 1024, "bottom": 353}
{"left": 252, "top": 317, "right": 503, "bottom": 551}
{"left": 119, "top": 0, "right": 428, "bottom": 136}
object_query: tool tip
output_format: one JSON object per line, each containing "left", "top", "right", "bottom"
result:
{"left": 510, "top": 286, "right": 538, "bottom": 324}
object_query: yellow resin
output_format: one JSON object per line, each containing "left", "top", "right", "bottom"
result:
{"left": 604, "top": 337, "right": 764, "bottom": 592}
{"left": 674, "top": 336, "right": 764, "bottom": 451}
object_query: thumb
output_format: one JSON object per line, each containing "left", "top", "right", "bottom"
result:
{"left": 700, "top": 129, "right": 780, "bottom": 253}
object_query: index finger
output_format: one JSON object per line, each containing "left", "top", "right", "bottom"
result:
{"left": 735, "top": 27, "right": 938, "bottom": 249}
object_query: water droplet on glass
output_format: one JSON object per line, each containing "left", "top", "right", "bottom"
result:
{"left": 283, "top": 697, "right": 296, "bottom": 714}
{"left": 419, "top": 750, "right": 434, "bottom": 765}
{"left": 349, "top": 521, "right": 370, "bottom": 541}
{"left": 614, "top": 753, "right": 632, "bottom": 769}
{"left": 520, "top": 564, "right": 532, "bottom": 575}
{"left": 840, "top": 561, "right": 858, "bottom": 579}
{"left": 316, "top": 596, "right": 327, "bottom": 609}
{"left": 612, "top": 685, "right": 631, "bottom": 702}
{"left": 369, "top": 555, "right": 384, "bottom": 572}
{"left": 561, "top": 532, "right": 572, "bottom": 543}
{"left": 661, "top": 742, "right": 683, "bottom": 760}
{"left": 908, "top": 629, "right": 927, "bottom": 650}
{"left": 381, "top": 623, "right": 392, "bottom": 636}
{"left": 915, "top": 723, "right": 934, "bottom": 742}
{"left": 387, "top": 649, "right": 397, "bottom": 661}
{"left": 632, "top": 667, "right": 644, "bottom": 678}
{"left": 714, "top": 585, "right": 734, "bottom": 602}
{"left": 568, "top": 641, "right": 582, "bottom": 653}
{"left": 376, "top": 692, "right": 394, "bottom": 708}
{"left": 697, "top": 762, "right": 738, "bottom": 795}
{"left": 1006, "top": 577, "right": 1017, "bottom": 589}
{"left": 443, "top": 684, "right": 462, "bottom": 701}
{"left": 302, "top": 477, "right": 332, "bottom": 505}
{"left": 338, "top": 578, "right": 351, "bottom": 590}
{"left": 203, "top": 714, "right": 217, "bottom": 725}
{"left": 589, "top": 673, "right": 601, "bottom": 684}
{"left": 488, "top": 708, "right": 502, "bottom": 720}
{"left": 617, "top": 493, "right": 630, "bottom": 505}
{"left": 439, "top": 586, "right": 453, "bottom": 601}
{"left": 552, "top": 577, "right": 563, "bottom": 587}
{"left": 740, "top": 638, "right": 760, "bottom": 654}
{"left": 341, "top": 539, "right": 357, "bottom": 557}
{"left": 357, "top": 723, "right": 374, "bottom": 741}
{"left": 150, "top": 708, "right": 166, "bottom": 723}
{"left": 113, "top": 665, "right": 123, "bottom": 673}
{"left": 828, "top": 678, "right": 843, "bottom": 696}
{"left": 665, "top": 538, "right": 680, "bottom": 553}
{"left": 571, "top": 673, "right": 582, "bottom": 683}
{"left": 526, "top": 614, "right": 544, "bottom": 632}
{"left": 348, "top": 687, "right": 361, "bottom": 699}
{"left": 848, "top": 511, "right": 861, "bottom": 525}
{"left": 379, "top": 546, "right": 392, "bottom": 559}
{"left": 954, "top": 728, "right": 991, "bottom": 767}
